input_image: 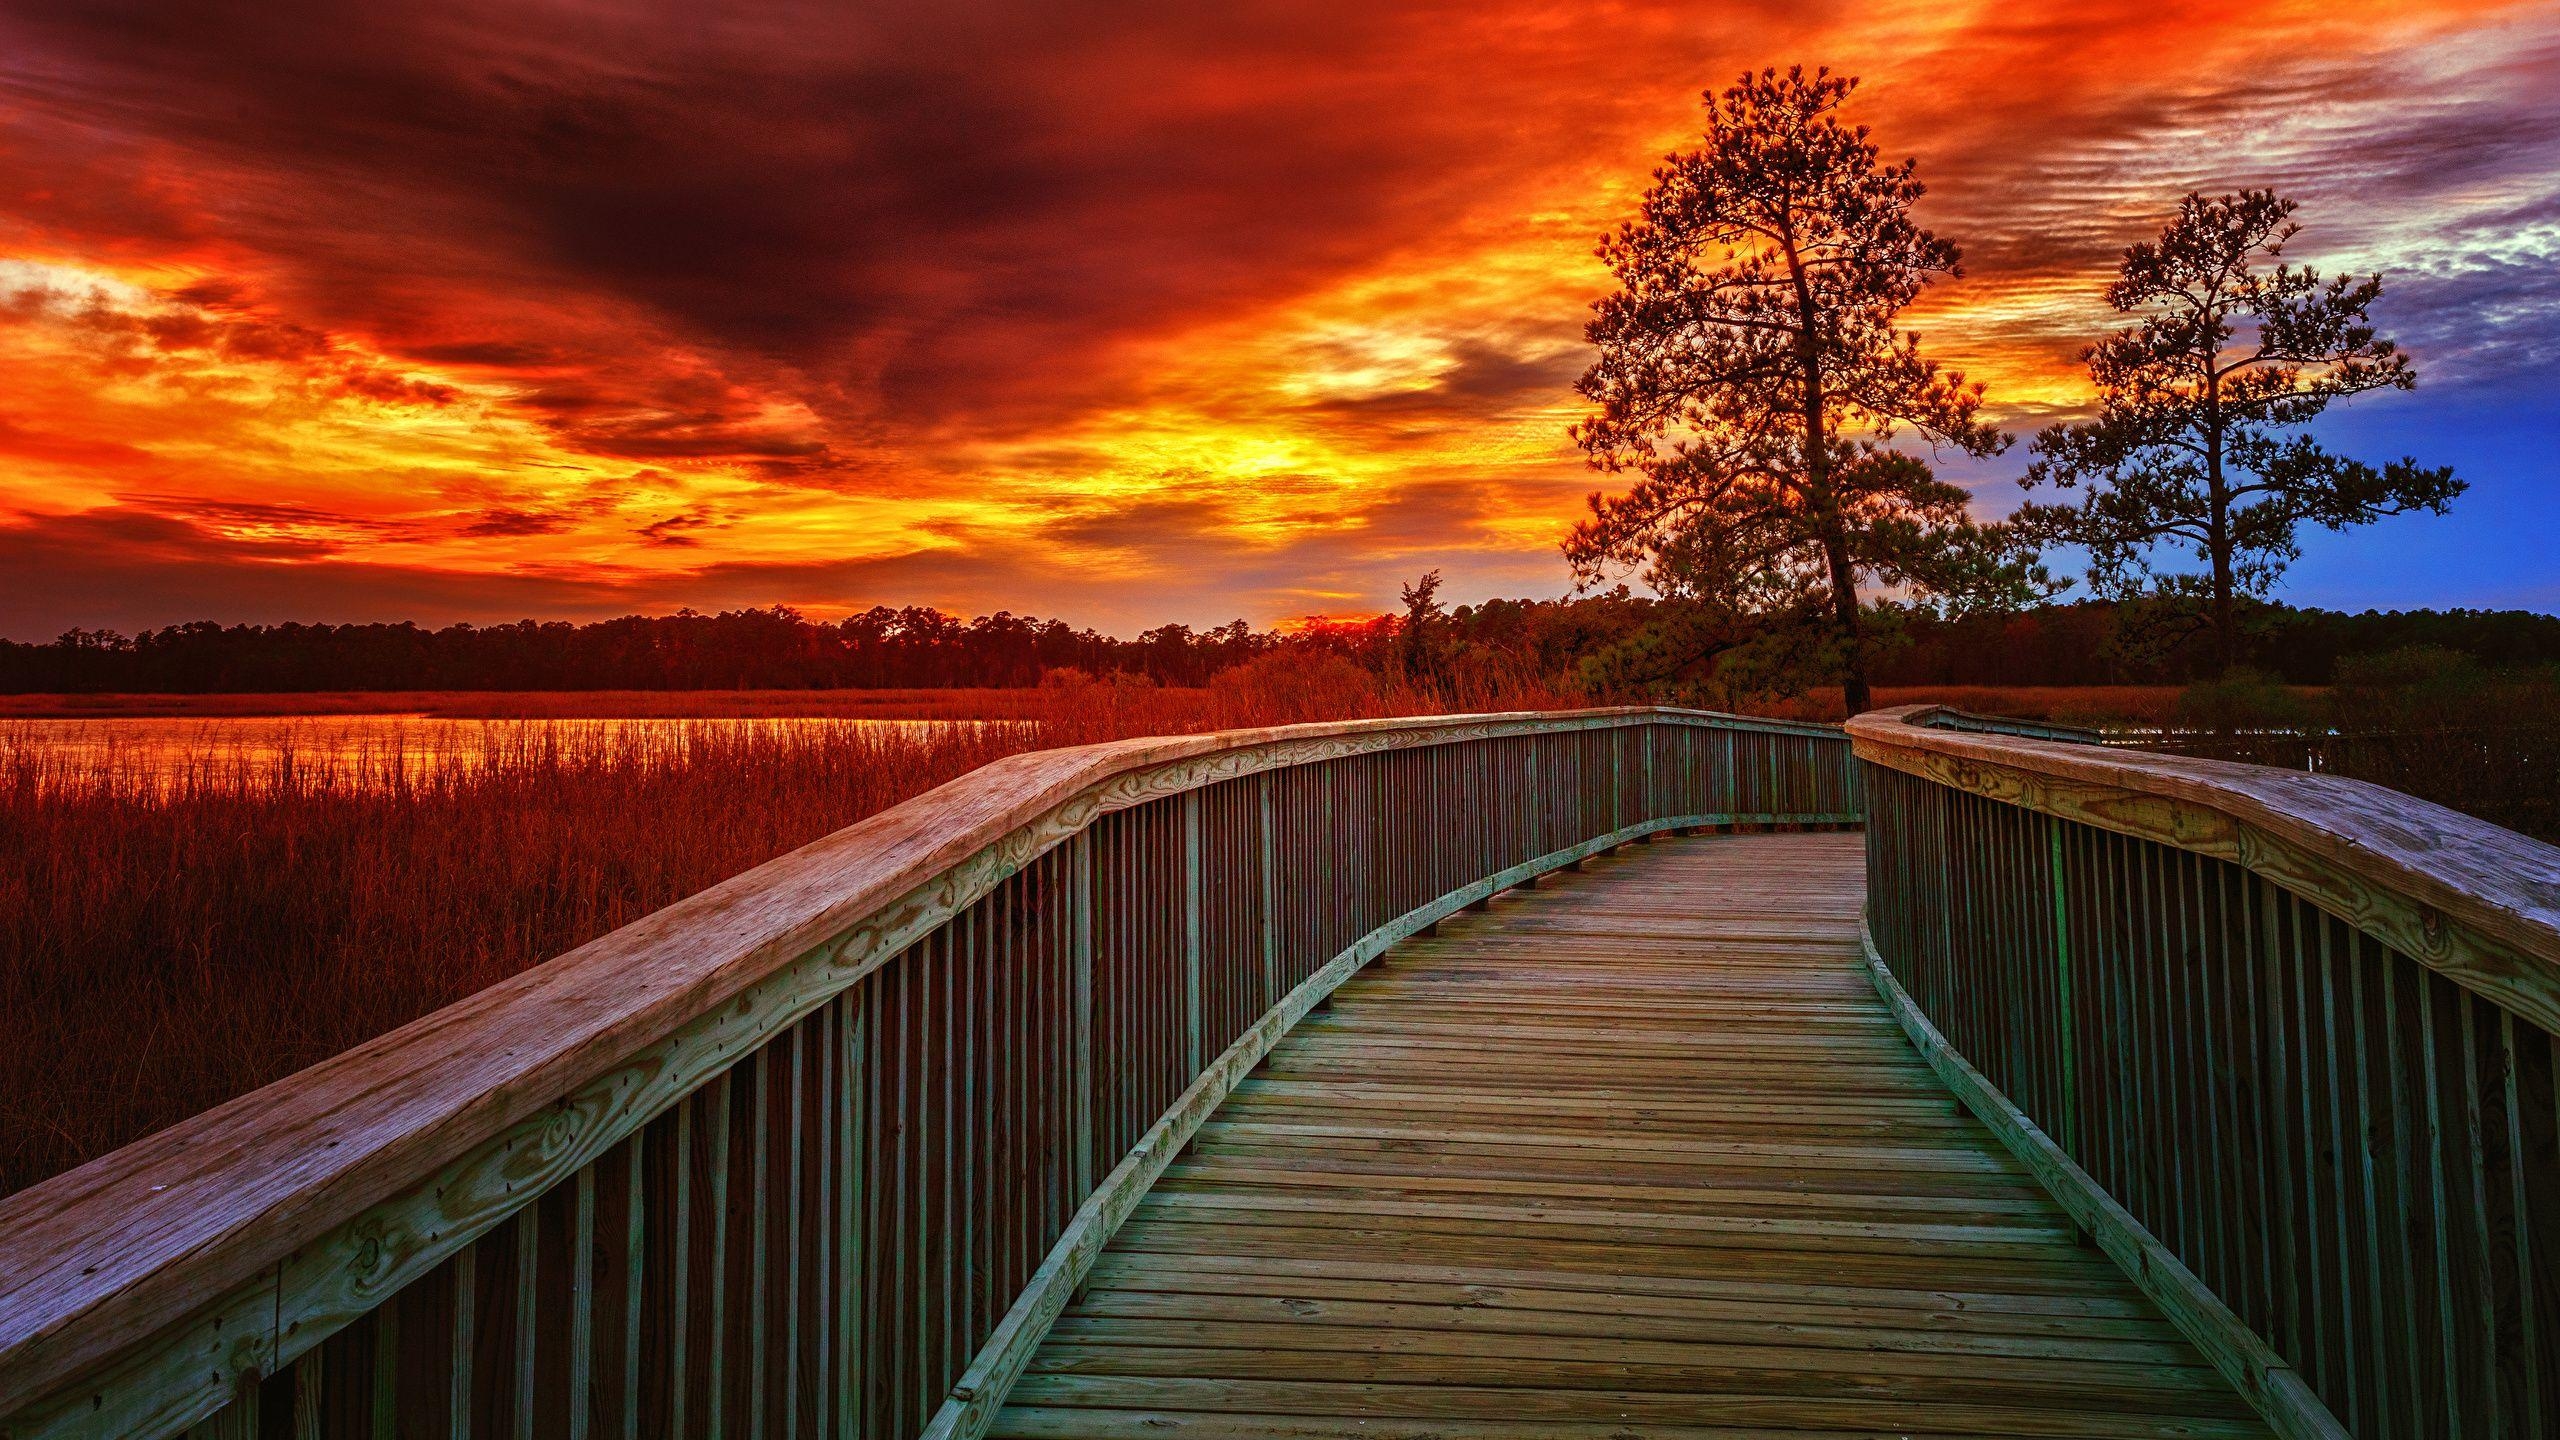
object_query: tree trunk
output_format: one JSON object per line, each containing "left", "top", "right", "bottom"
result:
{"left": 2204, "top": 362, "right": 2236, "bottom": 678}
{"left": 1782, "top": 228, "right": 1866, "bottom": 714}
{"left": 1825, "top": 529, "right": 1870, "bottom": 715}
{"left": 2209, "top": 542, "right": 2237, "bottom": 679}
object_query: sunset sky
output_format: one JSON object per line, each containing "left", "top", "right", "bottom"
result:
{"left": 1, "top": 0, "right": 2555, "bottom": 639}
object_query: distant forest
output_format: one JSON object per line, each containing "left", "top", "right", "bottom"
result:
{"left": 8, "top": 598, "right": 2560, "bottom": 695}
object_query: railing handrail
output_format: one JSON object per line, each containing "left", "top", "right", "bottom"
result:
{"left": 1847, "top": 703, "right": 2560, "bottom": 1029}
{"left": 1901, "top": 703, "right": 2106, "bottom": 746}
{"left": 0, "top": 704, "right": 1842, "bottom": 1423}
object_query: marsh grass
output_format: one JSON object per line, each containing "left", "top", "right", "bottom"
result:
{"left": 0, "top": 661, "right": 1568, "bottom": 1196}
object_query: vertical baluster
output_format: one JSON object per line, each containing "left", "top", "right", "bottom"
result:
{"left": 783, "top": 1025, "right": 804, "bottom": 1440}
{"left": 449, "top": 1243, "right": 475, "bottom": 1440}
{"left": 747, "top": 1048, "right": 773, "bottom": 1440}
{"left": 1263, "top": 774, "right": 1279, "bottom": 1008}
{"left": 1072, "top": 830, "right": 1095, "bottom": 1201}
{"left": 372, "top": 1291, "right": 400, "bottom": 1440}
{"left": 809, "top": 1009, "right": 830, "bottom": 1440}
{"left": 2257, "top": 874, "right": 2302, "bottom": 1367}
{"left": 2458, "top": 991, "right": 2507, "bottom": 1432}
{"left": 2212, "top": 858, "right": 2261, "bottom": 1325}
{"left": 1523, "top": 735, "right": 1540, "bottom": 858}
{"left": 619, "top": 1128, "right": 643, "bottom": 1440}
{"left": 994, "top": 882, "right": 1017, "bottom": 1335}
{"left": 2047, "top": 817, "right": 2077, "bottom": 1157}
{"left": 2379, "top": 946, "right": 2433, "bottom": 1431}
{"left": 703, "top": 1070, "right": 732, "bottom": 1440}
{"left": 939, "top": 923, "right": 960, "bottom": 1415}
{"left": 2281, "top": 894, "right": 2334, "bottom": 1401}
{"left": 569, "top": 1165, "right": 594, "bottom": 1440}
{"left": 955, "top": 909, "right": 976, "bottom": 1392}
{"left": 2318, "top": 912, "right": 2370, "bottom": 1425}
{"left": 839, "top": 994, "right": 867, "bottom": 1440}
{"left": 293, "top": 1349, "right": 322, "bottom": 1440}
{"left": 878, "top": 970, "right": 904, "bottom": 1439}
{"left": 2347, "top": 926, "right": 2397, "bottom": 1430}
{"left": 1184, "top": 789, "right": 1204, "bottom": 1078}
{"left": 2511, "top": 1016, "right": 2556, "bottom": 1437}
{"left": 512, "top": 1207, "right": 539, "bottom": 1440}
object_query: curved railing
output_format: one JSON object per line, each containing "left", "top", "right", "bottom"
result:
{"left": 0, "top": 707, "right": 1858, "bottom": 1440}
{"left": 1851, "top": 703, "right": 2560, "bottom": 1440}
{"left": 1900, "top": 703, "right": 2107, "bottom": 746}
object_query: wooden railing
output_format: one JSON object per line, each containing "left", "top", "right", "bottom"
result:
{"left": 1852, "top": 704, "right": 2560, "bottom": 1440}
{"left": 0, "top": 707, "right": 1858, "bottom": 1440}
{"left": 1900, "top": 703, "right": 2107, "bottom": 746}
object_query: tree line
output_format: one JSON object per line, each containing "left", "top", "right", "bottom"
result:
{"left": 9, "top": 596, "right": 2556, "bottom": 697}
{"left": 5, "top": 608, "right": 1264, "bottom": 694}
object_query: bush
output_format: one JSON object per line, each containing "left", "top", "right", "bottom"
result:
{"left": 2171, "top": 668, "right": 2315, "bottom": 732}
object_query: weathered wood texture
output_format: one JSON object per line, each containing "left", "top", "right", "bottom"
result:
{"left": 1859, "top": 707, "right": 2560, "bottom": 1439}
{"left": 0, "top": 709, "right": 1858, "bottom": 1440}
{"left": 1901, "top": 704, "right": 2108, "bottom": 746}
{"left": 1000, "top": 833, "right": 2268, "bottom": 1438}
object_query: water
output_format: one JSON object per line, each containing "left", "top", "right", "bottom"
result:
{"left": 0, "top": 714, "right": 1026, "bottom": 788}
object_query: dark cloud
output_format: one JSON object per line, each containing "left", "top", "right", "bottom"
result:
{"left": 459, "top": 506, "right": 578, "bottom": 538}
{"left": 636, "top": 508, "right": 724, "bottom": 546}
{"left": 1299, "top": 339, "right": 1586, "bottom": 441}
{"left": 404, "top": 340, "right": 561, "bottom": 368}
{"left": 0, "top": 507, "right": 602, "bottom": 638}
{"left": 109, "top": 494, "right": 421, "bottom": 544}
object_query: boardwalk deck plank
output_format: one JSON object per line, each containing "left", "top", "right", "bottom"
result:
{"left": 998, "top": 832, "right": 2271, "bottom": 1437}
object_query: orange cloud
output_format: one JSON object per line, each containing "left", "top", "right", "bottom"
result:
{"left": 0, "top": 0, "right": 2553, "bottom": 637}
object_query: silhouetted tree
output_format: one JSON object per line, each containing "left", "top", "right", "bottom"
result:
{"left": 1397, "top": 570, "right": 1447, "bottom": 686}
{"left": 2014, "top": 190, "right": 2464, "bottom": 675}
{"left": 1570, "top": 65, "right": 2040, "bottom": 713}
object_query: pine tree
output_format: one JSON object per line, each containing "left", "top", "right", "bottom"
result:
{"left": 2014, "top": 190, "right": 2463, "bottom": 674}
{"left": 1570, "top": 66, "right": 2041, "bottom": 713}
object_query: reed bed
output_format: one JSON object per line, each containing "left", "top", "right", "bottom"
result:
{"left": 0, "top": 687, "right": 1096, "bottom": 721}
{"left": 0, "top": 661, "right": 1568, "bottom": 1196}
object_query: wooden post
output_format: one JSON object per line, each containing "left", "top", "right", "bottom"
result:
{"left": 1182, "top": 790, "right": 1204, "bottom": 1077}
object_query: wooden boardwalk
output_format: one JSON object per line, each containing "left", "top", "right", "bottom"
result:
{"left": 997, "top": 831, "right": 2270, "bottom": 1438}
